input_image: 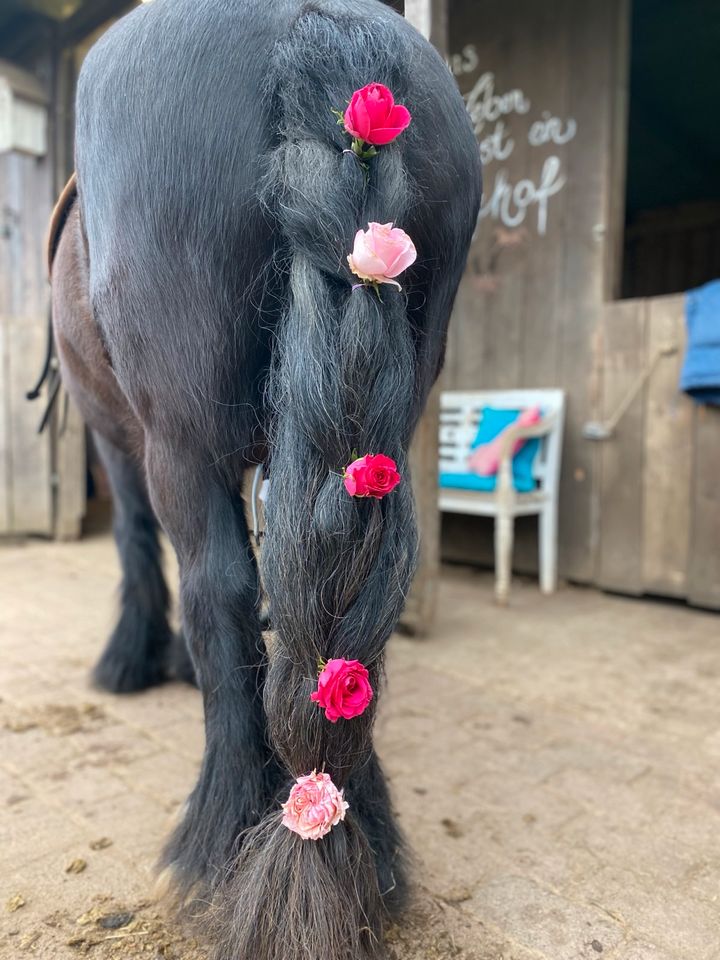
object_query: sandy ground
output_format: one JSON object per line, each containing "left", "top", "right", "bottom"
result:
{"left": 2, "top": 531, "right": 720, "bottom": 959}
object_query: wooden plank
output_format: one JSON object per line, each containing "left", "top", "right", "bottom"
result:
{"left": 446, "top": 0, "right": 576, "bottom": 575}
{"left": 443, "top": 0, "right": 631, "bottom": 586}
{"left": 556, "top": 0, "right": 628, "bottom": 584}
{"left": 400, "top": 0, "right": 444, "bottom": 631}
{"left": 469, "top": 1, "right": 533, "bottom": 394}
{"left": 603, "top": 0, "right": 630, "bottom": 302}
{"left": 641, "top": 294, "right": 692, "bottom": 596}
{"left": 0, "top": 151, "right": 53, "bottom": 535}
{"left": 51, "top": 43, "right": 86, "bottom": 540}
{"left": 446, "top": 0, "right": 508, "bottom": 395}
{"left": 597, "top": 298, "right": 646, "bottom": 594}
{"left": 7, "top": 150, "right": 53, "bottom": 534}
{"left": 401, "top": 387, "right": 440, "bottom": 634}
{"left": 0, "top": 157, "right": 10, "bottom": 532}
{"left": 519, "top": 0, "right": 570, "bottom": 393}
{"left": 7, "top": 314, "right": 52, "bottom": 534}
{"left": 512, "top": 0, "right": 571, "bottom": 574}
{"left": 687, "top": 403, "right": 720, "bottom": 610}
{"left": 404, "top": 0, "right": 431, "bottom": 38}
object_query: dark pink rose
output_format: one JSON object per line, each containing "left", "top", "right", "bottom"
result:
{"left": 344, "top": 83, "right": 411, "bottom": 146}
{"left": 310, "top": 658, "right": 373, "bottom": 723}
{"left": 343, "top": 453, "right": 401, "bottom": 499}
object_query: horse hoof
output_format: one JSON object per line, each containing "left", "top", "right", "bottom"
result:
{"left": 92, "top": 647, "right": 166, "bottom": 693}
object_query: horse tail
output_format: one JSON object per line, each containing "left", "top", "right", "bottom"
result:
{"left": 214, "top": 6, "right": 480, "bottom": 959}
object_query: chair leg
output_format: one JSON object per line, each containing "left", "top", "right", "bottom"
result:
{"left": 539, "top": 504, "right": 558, "bottom": 594}
{"left": 494, "top": 510, "right": 514, "bottom": 605}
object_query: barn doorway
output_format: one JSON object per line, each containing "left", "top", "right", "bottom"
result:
{"left": 621, "top": 0, "right": 720, "bottom": 298}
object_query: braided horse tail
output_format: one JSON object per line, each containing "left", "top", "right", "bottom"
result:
{"left": 213, "top": 6, "right": 481, "bottom": 959}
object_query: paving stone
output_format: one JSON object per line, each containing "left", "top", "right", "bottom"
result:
{"left": 470, "top": 875, "right": 624, "bottom": 960}
{"left": 3, "top": 538, "right": 720, "bottom": 959}
{"left": 607, "top": 941, "right": 682, "bottom": 960}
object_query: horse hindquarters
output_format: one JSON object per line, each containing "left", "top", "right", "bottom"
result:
{"left": 51, "top": 202, "right": 182, "bottom": 692}
{"left": 53, "top": 192, "right": 283, "bottom": 893}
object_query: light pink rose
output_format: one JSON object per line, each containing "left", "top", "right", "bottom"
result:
{"left": 281, "top": 770, "right": 349, "bottom": 840}
{"left": 347, "top": 222, "right": 417, "bottom": 289}
{"left": 310, "top": 658, "right": 373, "bottom": 722}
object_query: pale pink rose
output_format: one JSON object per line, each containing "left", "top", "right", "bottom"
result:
{"left": 281, "top": 770, "right": 349, "bottom": 840}
{"left": 347, "top": 222, "right": 417, "bottom": 289}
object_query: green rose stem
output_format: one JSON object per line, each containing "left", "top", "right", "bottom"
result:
{"left": 350, "top": 138, "right": 378, "bottom": 160}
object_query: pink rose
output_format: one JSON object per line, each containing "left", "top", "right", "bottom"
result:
{"left": 281, "top": 770, "right": 349, "bottom": 840}
{"left": 347, "top": 222, "right": 417, "bottom": 290}
{"left": 343, "top": 453, "right": 401, "bottom": 499}
{"left": 344, "top": 82, "right": 411, "bottom": 146}
{"left": 310, "top": 658, "right": 373, "bottom": 722}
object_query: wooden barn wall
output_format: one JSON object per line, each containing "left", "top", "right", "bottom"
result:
{"left": 0, "top": 150, "right": 54, "bottom": 536}
{"left": 598, "top": 295, "right": 720, "bottom": 610}
{"left": 443, "top": 0, "right": 629, "bottom": 584}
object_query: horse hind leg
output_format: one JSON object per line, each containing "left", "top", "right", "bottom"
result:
{"left": 92, "top": 431, "right": 176, "bottom": 692}
{"left": 143, "top": 437, "right": 283, "bottom": 898}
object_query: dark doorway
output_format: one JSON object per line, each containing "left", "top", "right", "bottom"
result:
{"left": 621, "top": 0, "right": 720, "bottom": 298}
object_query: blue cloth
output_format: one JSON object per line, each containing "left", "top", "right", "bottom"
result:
{"left": 680, "top": 279, "right": 720, "bottom": 406}
{"left": 439, "top": 406, "right": 540, "bottom": 494}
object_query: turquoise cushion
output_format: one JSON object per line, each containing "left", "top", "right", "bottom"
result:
{"left": 439, "top": 406, "right": 540, "bottom": 494}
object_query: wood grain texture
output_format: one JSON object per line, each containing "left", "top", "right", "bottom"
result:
{"left": 556, "top": 0, "right": 627, "bottom": 584}
{"left": 0, "top": 150, "right": 53, "bottom": 536}
{"left": 597, "top": 299, "right": 646, "bottom": 594}
{"left": 445, "top": 0, "right": 628, "bottom": 584}
{"left": 0, "top": 158, "right": 10, "bottom": 532}
{"left": 641, "top": 295, "right": 692, "bottom": 597}
{"left": 401, "top": 385, "right": 441, "bottom": 634}
{"left": 687, "top": 403, "right": 720, "bottom": 610}
{"left": 399, "top": 0, "right": 446, "bottom": 632}
{"left": 51, "top": 44, "right": 86, "bottom": 541}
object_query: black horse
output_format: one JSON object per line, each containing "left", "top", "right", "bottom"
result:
{"left": 50, "top": 0, "right": 481, "bottom": 956}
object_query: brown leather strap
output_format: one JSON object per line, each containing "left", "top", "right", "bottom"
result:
{"left": 46, "top": 172, "right": 78, "bottom": 279}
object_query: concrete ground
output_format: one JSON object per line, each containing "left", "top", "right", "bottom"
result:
{"left": 1, "top": 532, "right": 720, "bottom": 960}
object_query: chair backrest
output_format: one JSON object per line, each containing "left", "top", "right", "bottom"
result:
{"left": 439, "top": 389, "right": 566, "bottom": 491}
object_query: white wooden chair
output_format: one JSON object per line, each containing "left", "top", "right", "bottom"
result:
{"left": 438, "top": 389, "right": 566, "bottom": 604}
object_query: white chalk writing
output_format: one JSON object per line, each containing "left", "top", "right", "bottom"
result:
{"left": 451, "top": 47, "right": 577, "bottom": 236}
{"left": 528, "top": 111, "right": 577, "bottom": 147}
{"left": 478, "top": 156, "right": 566, "bottom": 237}
{"left": 465, "top": 71, "right": 530, "bottom": 139}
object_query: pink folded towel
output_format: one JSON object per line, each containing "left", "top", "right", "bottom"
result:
{"left": 467, "top": 406, "right": 542, "bottom": 476}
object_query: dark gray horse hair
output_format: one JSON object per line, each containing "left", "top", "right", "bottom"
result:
{"left": 72, "top": 0, "right": 479, "bottom": 955}
{"left": 212, "top": 8, "right": 480, "bottom": 960}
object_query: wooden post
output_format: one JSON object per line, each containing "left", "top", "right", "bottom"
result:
{"left": 399, "top": 0, "right": 448, "bottom": 634}
{"left": 50, "top": 43, "right": 86, "bottom": 540}
{"left": 0, "top": 60, "right": 53, "bottom": 537}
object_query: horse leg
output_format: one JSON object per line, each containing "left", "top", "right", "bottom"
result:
{"left": 92, "top": 431, "right": 174, "bottom": 693}
{"left": 166, "top": 628, "right": 197, "bottom": 686}
{"left": 145, "top": 438, "right": 281, "bottom": 897}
